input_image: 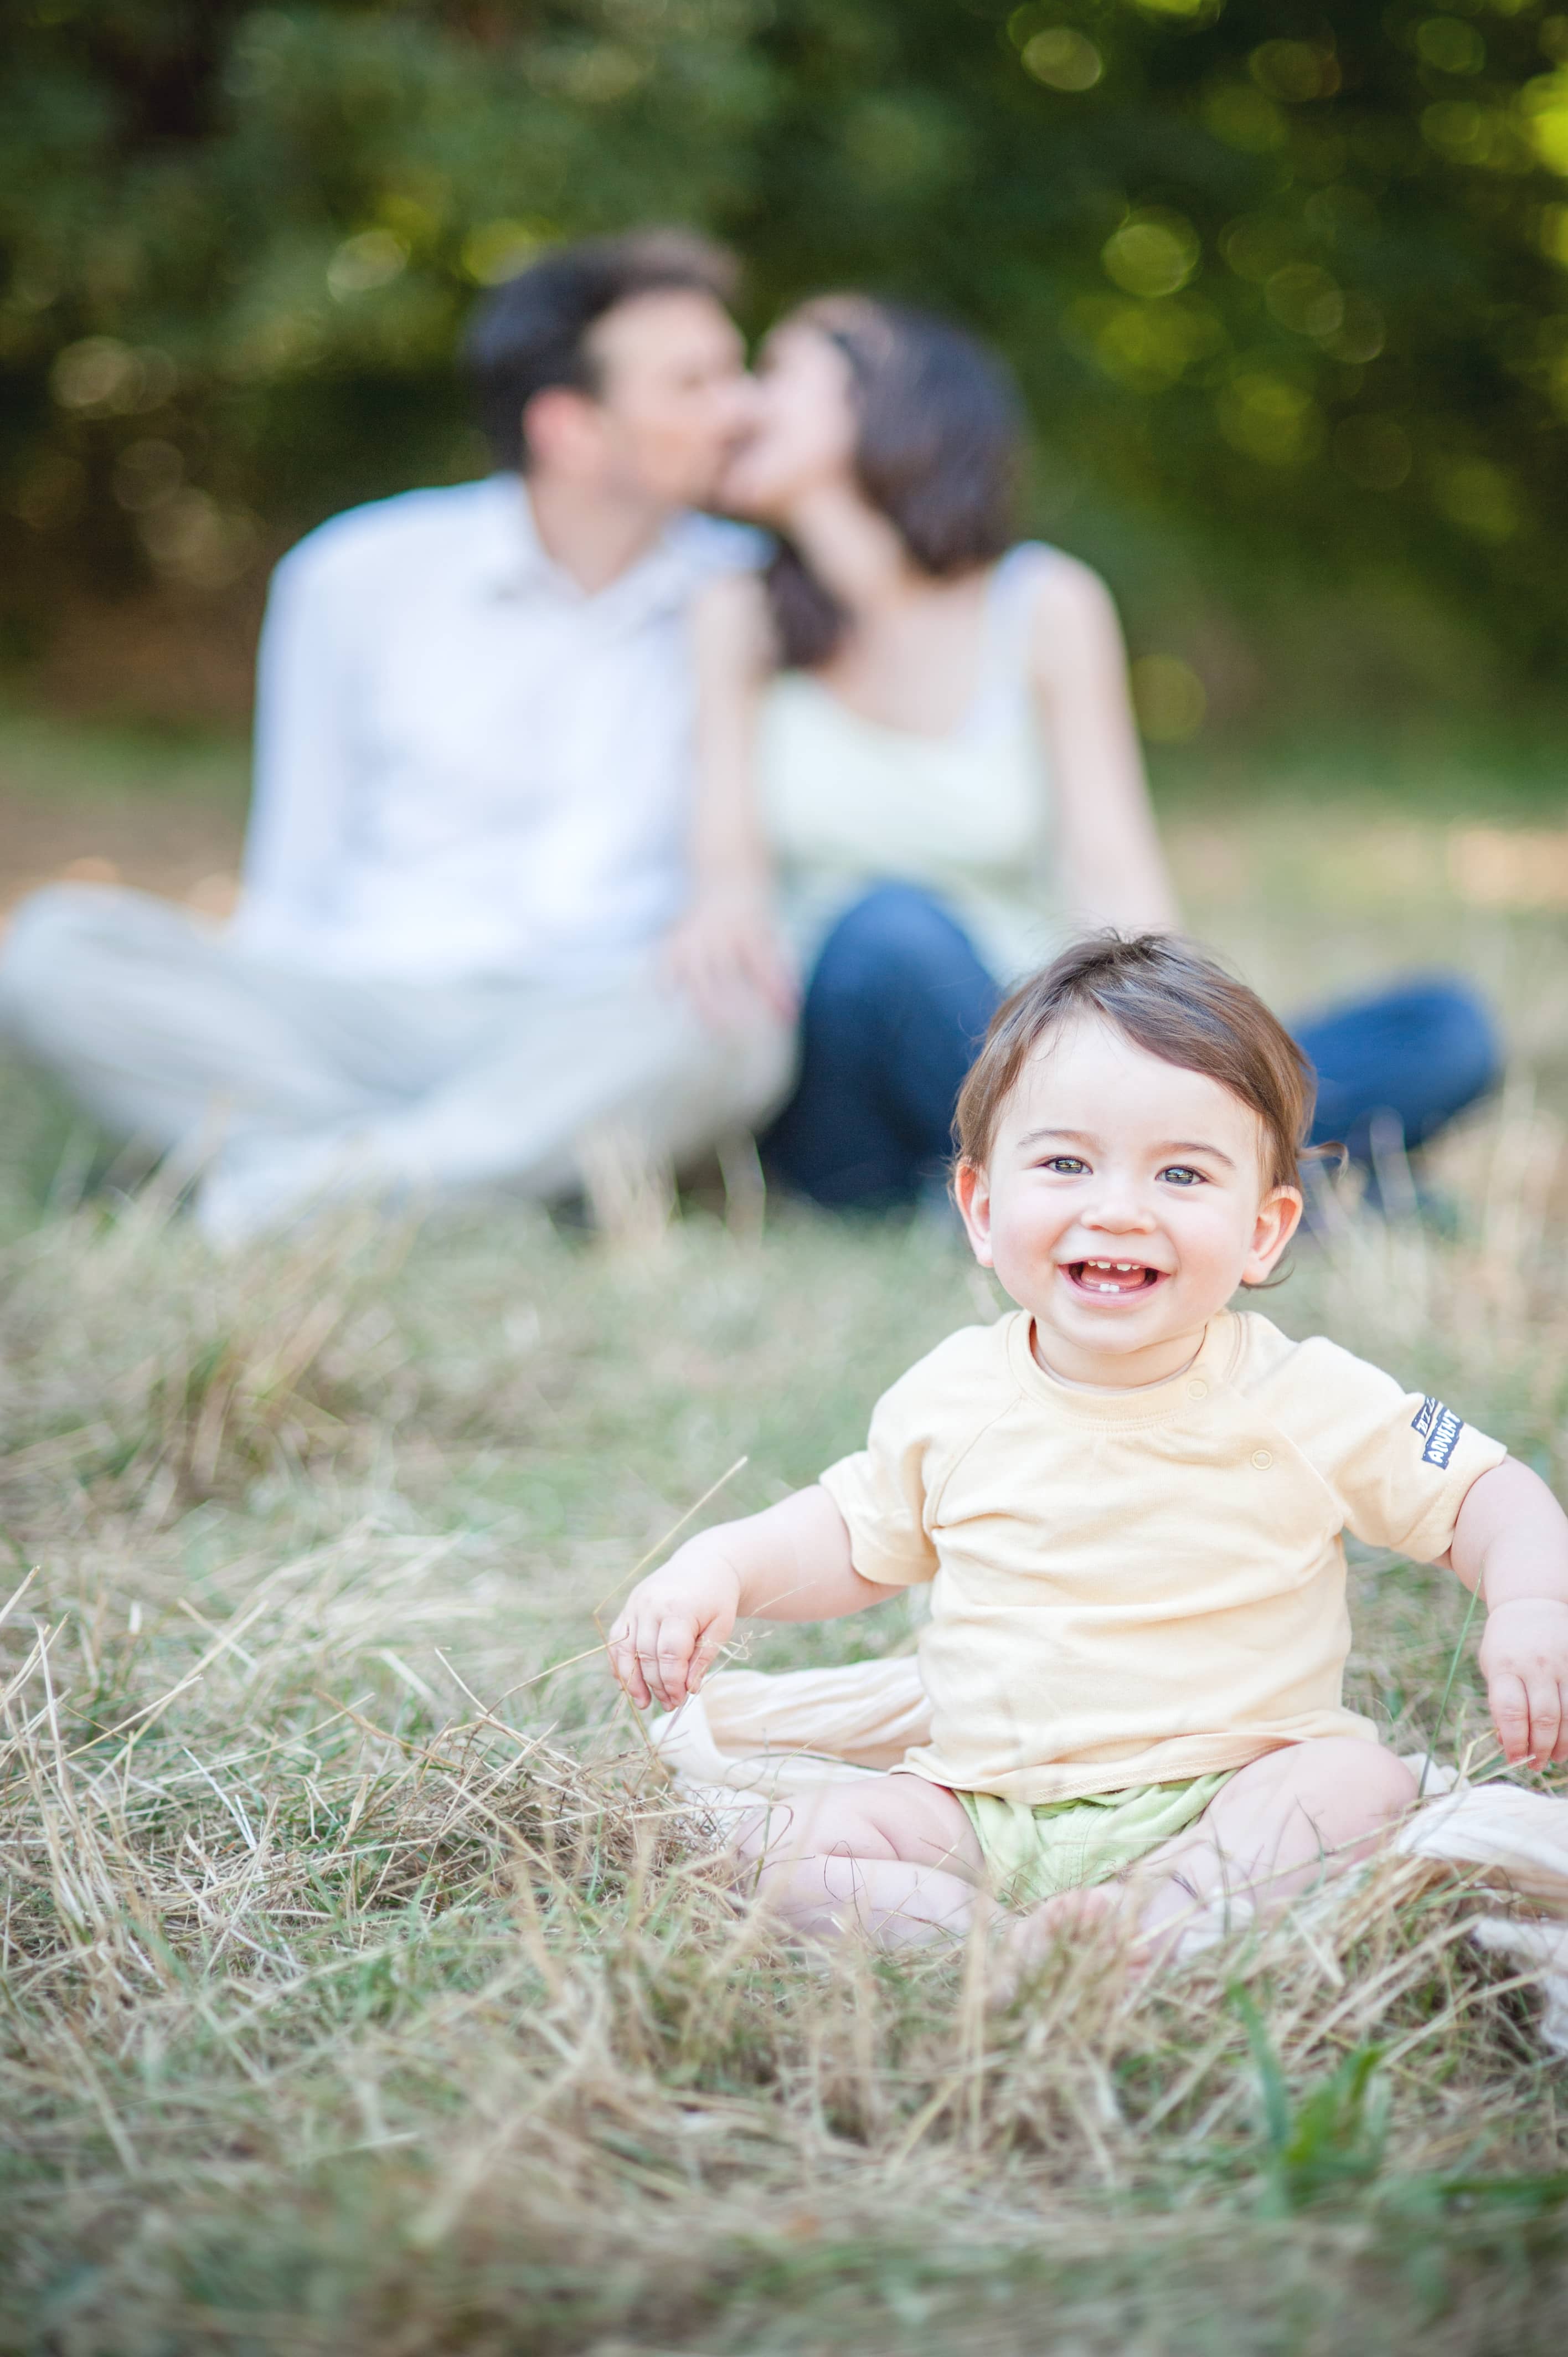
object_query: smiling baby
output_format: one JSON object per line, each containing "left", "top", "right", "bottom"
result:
{"left": 609, "top": 934, "right": 1568, "bottom": 1965}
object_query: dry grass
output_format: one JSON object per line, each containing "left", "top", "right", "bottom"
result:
{"left": 2, "top": 739, "right": 1568, "bottom": 2350}
{"left": 0, "top": 1141, "right": 1565, "bottom": 2355}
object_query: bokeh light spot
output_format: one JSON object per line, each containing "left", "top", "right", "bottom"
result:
{"left": 1520, "top": 73, "right": 1568, "bottom": 174}
{"left": 140, "top": 491, "right": 260, "bottom": 589}
{"left": 1431, "top": 457, "right": 1520, "bottom": 541}
{"left": 1265, "top": 263, "right": 1344, "bottom": 338}
{"left": 1204, "top": 84, "right": 1288, "bottom": 153}
{"left": 327, "top": 230, "right": 408, "bottom": 301}
{"left": 1416, "top": 18, "right": 1486, "bottom": 77}
{"left": 51, "top": 337, "right": 141, "bottom": 412}
{"left": 228, "top": 310, "right": 325, "bottom": 380}
{"left": 1219, "top": 217, "right": 1297, "bottom": 283}
{"left": 1067, "top": 294, "right": 1223, "bottom": 388}
{"left": 462, "top": 219, "right": 555, "bottom": 285}
{"left": 1322, "top": 294, "right": 1386, "bottom": 366}
{"left": 1421, "top": 100, "right": 1524, "bottom": 166}
{"left": 1020, "top": 28, "right": 1103, "bottom": 91}
{"left": 1101, "top": 210, "right": 1200, "bottom": 298}
{"left": 1216, "top": 370, "right": 1324, "bottom": 465}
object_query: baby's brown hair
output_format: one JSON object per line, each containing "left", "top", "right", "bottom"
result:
{"left": 955, "top": 933, "right": 1314, "bottom": 1192}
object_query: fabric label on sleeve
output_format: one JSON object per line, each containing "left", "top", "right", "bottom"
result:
{"left": 1412, "top": 1398, "right": 1463, "bottom": 1468}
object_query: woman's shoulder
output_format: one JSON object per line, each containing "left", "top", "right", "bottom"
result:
{"left": 1007, "top": 543, "right": 1126, "bottom": 681}
{"left": 996, "top": 538, "right": 1066, "bottom": 577}
{"left": 1000, "top": 539, "right": 1115, "bottom": 613}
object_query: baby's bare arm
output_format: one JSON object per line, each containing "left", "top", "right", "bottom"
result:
{"left": 607, "top": 1485, "right": 885, "bottom": 1712}
{"left": 1445, "top": 1457, "right": 1568, "bottom": 1766}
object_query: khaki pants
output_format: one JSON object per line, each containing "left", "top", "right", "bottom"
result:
{"left": 0, "top": 885, "right": 795, "bottom": 1242}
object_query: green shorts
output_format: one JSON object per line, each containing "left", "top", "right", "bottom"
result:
{"left": 957, "top": 1773, "right": 1232, "bottom": 1911}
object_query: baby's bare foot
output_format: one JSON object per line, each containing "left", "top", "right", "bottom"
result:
{"left": 988, "top": 1883, "right": 1141, "bottom": 2008}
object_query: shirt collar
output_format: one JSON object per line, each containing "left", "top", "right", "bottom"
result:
{"left": 1005, "top": 1308, "right": 1244, "bottom": 1427}
{"left": 471, "top": 472, "right": 715, "bottom": 626}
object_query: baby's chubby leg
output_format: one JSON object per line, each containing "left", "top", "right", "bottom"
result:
{"left": 1135, "top": 1736, "right": 1419, "bottom": 1938}
{"left": 733, "top": 1774, "right": 986, "bottom": 1950}
{"left": 1000, "top": 1738, "right": 1417, "bottom": 1989}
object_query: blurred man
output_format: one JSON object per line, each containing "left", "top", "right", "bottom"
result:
{"left": 0, "top": 230, "right": 791, "bottom": 1239}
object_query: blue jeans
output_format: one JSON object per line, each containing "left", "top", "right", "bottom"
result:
{"left": 761, "top": 884, "right": 1502, "bottom": 1211}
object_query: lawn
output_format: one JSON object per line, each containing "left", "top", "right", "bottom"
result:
{"left": 1, "top": 701, "right": 1567, "bottom": 2354}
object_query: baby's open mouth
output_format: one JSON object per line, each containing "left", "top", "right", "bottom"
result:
{"left": 1064, "top": 1258, "right": 1165, "bottom": 1297}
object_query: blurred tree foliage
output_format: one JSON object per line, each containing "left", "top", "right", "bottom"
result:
{"left": 5, "top": 0, "right": 1568, "bottom": 715}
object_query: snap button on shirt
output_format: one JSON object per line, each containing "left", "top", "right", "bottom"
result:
{"left": 1186, "top": 1378, "right": 1209, "bottom": 1401}
{"left": 1252, "top": 1449, "right": 1273, "bottom": 1469}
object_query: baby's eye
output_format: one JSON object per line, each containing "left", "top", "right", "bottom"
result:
{"left": 1040, "top": 1155, "right": 1088, "bottom": 1176}
{"left": 1159, "top": 1165, "right": 1206, "bottom": 1187}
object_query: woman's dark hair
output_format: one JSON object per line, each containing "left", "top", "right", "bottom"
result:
{"left": 465, "top": 228, "right": 737, "bottom": 472}
{"left": 766, "top": 295, "right": 1025, "bottom": 668}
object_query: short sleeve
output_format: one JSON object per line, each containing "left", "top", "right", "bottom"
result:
{"left": 818, "top": 1375, "right": 942, "bottom": 1589}
{"left": 1270, "top": 1337, "right": 1507, "bottom": 1562}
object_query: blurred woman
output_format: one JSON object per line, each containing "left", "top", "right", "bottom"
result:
{"left": 668, "top": 295, "right": 1498, "bottom": 1210}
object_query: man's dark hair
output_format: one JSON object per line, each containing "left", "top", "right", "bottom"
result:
{"left": 464, "top": 228, "right": 739, "bottom": 472}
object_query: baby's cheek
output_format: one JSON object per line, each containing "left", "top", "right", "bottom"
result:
{"left": 1185, "top": 1210, "right": 1258, "bottom": 1293}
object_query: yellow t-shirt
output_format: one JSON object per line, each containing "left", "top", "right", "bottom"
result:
{"left": 818, "top": 1309, "right": 1506, "bottom": 1805}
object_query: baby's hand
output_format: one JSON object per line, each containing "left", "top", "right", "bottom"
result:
{"left": 607, "top": 1545, "right": 743, "bottom": 1713}
{"left": 1478, "top": 1597, "right": 1568, "bottom": 1766}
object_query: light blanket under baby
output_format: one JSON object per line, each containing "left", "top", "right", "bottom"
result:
{"left": 649, "top": 1653, "right": 1568, "bottom": 2052}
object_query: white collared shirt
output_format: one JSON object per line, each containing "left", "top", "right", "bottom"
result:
{"left": 232, "top": 475, "right": 760, "bottom": 981}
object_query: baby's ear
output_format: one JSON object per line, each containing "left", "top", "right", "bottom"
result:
{"left": 1241, "top": 1183, "right": 1303, "bottom": 1287}
{"left": 953, "top": 1159, "right": 994, "bottom": 1267}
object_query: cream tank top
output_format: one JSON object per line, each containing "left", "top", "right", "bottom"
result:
{"left": 757, "top": 543, "right": 1067, "bottom": 987}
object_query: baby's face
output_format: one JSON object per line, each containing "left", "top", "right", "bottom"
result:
{"left": 956, "top": 1015, "right": 1302, "bottom": 1386}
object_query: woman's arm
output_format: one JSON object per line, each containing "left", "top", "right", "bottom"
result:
{"left": 664, "top": 571, "right": 798, "bottom": 1029}
{"left": 1027, "top": 556, "right": 1180, "bottom": 935}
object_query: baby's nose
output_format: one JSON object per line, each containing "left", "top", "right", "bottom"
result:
{"left": 1085, "top": 1192, "right": 1157, "bottom": 1231}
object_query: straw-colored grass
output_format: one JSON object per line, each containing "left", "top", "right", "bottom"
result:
{"left": 1, "top": 1118, "right": 1566, "bottom": 2355}
{"left": 2, "top": 745, "right": 1568, "bottom": 2351}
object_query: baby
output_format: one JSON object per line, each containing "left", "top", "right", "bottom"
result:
{"left": 610, "top": 935, "right": 1568, "bottom": 1961}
